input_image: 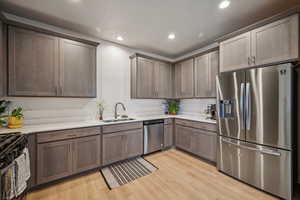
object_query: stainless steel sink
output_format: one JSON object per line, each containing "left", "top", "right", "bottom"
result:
{"left": 102, "top": 118, "right": 135, "bottom": 123}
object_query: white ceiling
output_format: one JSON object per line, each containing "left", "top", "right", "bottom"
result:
{"left": 0, "top": 0, "right": 299, "bottom": 58}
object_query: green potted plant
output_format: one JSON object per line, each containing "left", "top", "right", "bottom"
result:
{"left": 0, "top": 100, "right": 11, "bottom": 127}
{"left": 165, "top": 99, "right": 180, "bottom": 115}
{"left": 97, "top": 101, "right": 105, "bottom": 120}
{"left": 8, "top": 107, "right": 24, "bottom": 129}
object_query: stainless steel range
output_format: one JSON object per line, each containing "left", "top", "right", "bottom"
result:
{"left": 216, "top": 63, "right": 293, "bottom": 200}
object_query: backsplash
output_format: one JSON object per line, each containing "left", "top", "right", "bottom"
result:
{"left": 2, "top": 42, "right": 215, "bottom": 125}
{"left": 179, "top": 99, "right": 216, "bottom": 116}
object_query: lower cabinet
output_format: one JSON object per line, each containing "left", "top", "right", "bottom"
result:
{"left": 164, "top": 124, "right": 173, "bottom": 148}
{"left": 73, "top": 135, "right": 101, "bottom": 173}
{"left": 37, "top": 140, "right": 74, "bottom": 184}
{"left": 102, "top": 129, "right": 143, "bottom": 166}
{"left": 37, "top": 131, "right": 101, "bottom": 185}
{"left": 175, "top": 122, "right": 217, "bottom": 163}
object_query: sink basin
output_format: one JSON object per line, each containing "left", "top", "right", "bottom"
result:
{"left": 102, "top": 118, "right": 135, "bottom": 123}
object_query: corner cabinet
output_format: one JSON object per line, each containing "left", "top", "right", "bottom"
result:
{"left": 220, "top": 14, "right": 299, "bottom": 72}
{"left": 174, "top": 58, "right": 194, "bottom": 98}
{"left": 8, "top": 26, "right": 98, "bottom": 97}
{"left": 194, "top": 51, "right": 219, "bottom": 98}
{"left": 131, "top": 55, "right": 173, "bottom": 99}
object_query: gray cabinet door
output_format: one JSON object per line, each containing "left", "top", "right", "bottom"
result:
{"left": 37, "top": 140, "right": 73, "bottom": 184}
{"left": 59, "top": 39, "right": 96, "bottom": 97}
{"left": 194, "top": 54, "right": 210, "bottom": 97}
{"left": 154, "top": 61, "right": 173, "bottom": 98}
{"left": 164, "top": 124, "right": 173, "bottom": 148}
{"left": 174, "top": 58, "right": 194, "bottom": 98}
{"left": 102, "top": 132, "right": 125, "bottom": 166}
{"left": 0, "top": 21, "right": 6, "bottom": 97}
{"left": 123, "top": 129, "right": 143, "bottom": 159}
{"left": 175, "top": 125, "right": 194, "bottom": 151}
{"left": 251, "top": 14, "right": 299, "bottom": 66}
{"left": 220, "top": 32, "right": 251, "bottom": 72}
{"left": 209, "top": 51, "right": 219, "bottom": 97}
{"left": 73, "top": 135, "right": 101, "bottom": 173}
{"left": 8, "top": 26, "right": 59, "bottom": 96}
{"left": 192, "top": 130, "right": 217, "bottom": 162}
{"left": 136, "top": 57, "right": 155, "bottom": 98}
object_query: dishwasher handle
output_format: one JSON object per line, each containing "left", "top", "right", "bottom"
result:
{"left": 143, "top": 119, "right": 164, "bottom": 125}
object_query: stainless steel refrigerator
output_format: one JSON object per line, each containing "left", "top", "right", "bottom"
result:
{"left": 216, "top": 64, "right": 293, "bottom": 200}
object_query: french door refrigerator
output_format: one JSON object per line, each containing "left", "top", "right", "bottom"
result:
{"left": 216, "top": 64, "right": 293, "bottom": 200}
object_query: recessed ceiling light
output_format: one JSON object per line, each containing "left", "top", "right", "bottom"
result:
{"left": 219, "top": 0, "right": 230, "bottom": 9}
{"left": 69, "top": 0, "right": 81, "bottom": 3}
{"left": 117, "top": 36, "right": 124, "bottom": 41}
{"left": 168, "top": 33, "right": 175, "bottom": 40}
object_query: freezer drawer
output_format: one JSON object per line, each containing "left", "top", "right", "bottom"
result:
{"left": 218, "top": 136, "right": 292, "bottom": 200}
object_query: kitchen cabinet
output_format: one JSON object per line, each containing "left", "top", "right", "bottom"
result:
{"left": 251, "top": 14, "right": 299, "bottom": 66}
{"left": 0, "top": 21, "right": 6, "bottom": 97}
{"left": 73, "top": 135, "right": 101, "bottom": 173}
{"left": 174, "top": 58, "right": 194, "bottom": 98}
{"left": 154, "top": 61, "right": 173, "bottom": 98}
{"left": 37, "top": 140, "right": 73, "bottom": 184}
{"left": 8, "top": 26, "right": 59, "bottom": 96}
{"left": 194, "top": 51, "right": 219, "bottom": 98}
{"left": 131, "top": 55, "right": 173, "bottom": 99}
{"left": 220, "top": 32, "right": 251, "bottom": 72}
{"left": 220, "top": 14, "right": 299, "bottom": 72}
{"left": 175, "top": 125, "right": 194, "bottom": 152}
{"left": 8, "top": 26, "right": 97, "bottom": 97}
{"left": 136, "top": 57, "right": 155, "bottom": 98}
{"left": 59, "top": 39, "right": 96, "bottom": 97}
{"left": 175, "top": 120, "right": 217, "bottom": 163}
{"left": 164, "top": 119, "right": 174, "bottom": 148}
{"left": 102, "top": 123, "right": 143, "bottom": 166}
{"left": 36, "top": 127, "right": 101, "bottom": 185}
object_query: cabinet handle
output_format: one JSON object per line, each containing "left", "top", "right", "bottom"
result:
{"left": 248, "top": 57, "right": 251, "bottom": 65}
{"left": 252, "top": 56, "right": 256, "bottom": 65}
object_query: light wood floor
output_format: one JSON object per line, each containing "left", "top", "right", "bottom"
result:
{"left": 26, "top": 149, "right": 278, "bottom": 200}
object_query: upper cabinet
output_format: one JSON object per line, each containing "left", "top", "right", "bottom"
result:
{"left": 8, "top": 26, "right": 59, "bottom": 96}
{"left": 194, "top": 51, "right": 219, "bottom": 98}
{"left": 131, "top": 55, "right": 173, "bottom": 99}
{"left": 8, "top": 26, "right": 98, "bottom": 97}
{"left": 154, "top": 61, "right": 173, "bottom": 98}
{"left": 220, "top": 14, "right": 299, "bottom": 72}
{"left": 220, "top": 32, "right": 251, "bottom": 72}
{"left": 0, "top": 21, "right": 6, "bottom": 97}
{"left": 174, "top": 58, "right": 194, "bottom": 98}
{"left": 136, "top": 57, "right": 155, "bottom": 98}
{"left": 59, "top": 39, "right": 96, "bottom": 97}
{"left": 251, "top": 14, "right": 299, "bottom": 66}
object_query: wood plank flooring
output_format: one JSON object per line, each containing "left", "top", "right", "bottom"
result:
{"left": 26, "top": 149, "right": 278, "bottom": 200}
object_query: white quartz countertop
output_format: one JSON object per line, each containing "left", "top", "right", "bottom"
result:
{"left": 0, "top": 114, "right": 216, "bottom": 135}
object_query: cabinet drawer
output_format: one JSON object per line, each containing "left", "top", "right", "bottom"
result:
{"left": 102, "top": 122, "right": 143, "bottom": 134}
{"left": 192, "top": 122, "right": 217, "bottom": 132}
{"left": 175, "top": 119, "right": 217, "bottom": 132}
{"left": 164, "top": 118, "right": 174, "bottom": 125}
{"left": 175, "top": 119, "right": 194, "bottom": 127}
{"left": 37, "top": 127, "right": 101, "bottom": 143}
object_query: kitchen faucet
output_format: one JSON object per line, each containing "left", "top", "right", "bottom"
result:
{"left": 114, "top": 102, "right": 126, "bottom": 119}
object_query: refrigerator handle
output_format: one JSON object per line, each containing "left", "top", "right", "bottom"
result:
{"left": 246, "top": 82, "right": 251, "bottom": 130}
{"left": 240, "top": 83, "right": 245, "bottom": 130}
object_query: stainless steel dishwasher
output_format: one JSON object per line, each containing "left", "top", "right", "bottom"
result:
{"left": 143, "top": 119, "right": 164, "bottom": 155}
